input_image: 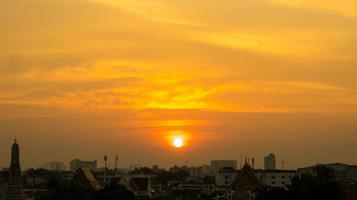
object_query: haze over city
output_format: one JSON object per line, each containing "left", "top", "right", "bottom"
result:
{"left": 1, "top": 0, "right": 357, "bottom": 170}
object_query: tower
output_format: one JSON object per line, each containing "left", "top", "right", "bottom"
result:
{"left": 115, "top": 155, "right": 118, "bottom": 171}
{"left": 104, "top": 155, "right": 108, "bottom": 185}
{"left": 10, "top": 139, "right": 21, "bottom": 183}
{"left": 6, "top": 139, "right": 25, "bottom": 200}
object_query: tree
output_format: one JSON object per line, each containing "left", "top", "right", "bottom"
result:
{"left": 129, "top": 167, "right": 155, "bottom": 175}
{"left": 175, "top": 170, "right": 191, "bottom": 182}
{"left": 42, "top": 180, "right": 135, "bottom": 200}
{"left": 155, "top": 171, "right": 177, "bottom": 186}
{"left": 256, "top": 166, "right": 346, "bottom": 200}
{"left": 43, "top": 181, "right": 92, "bottom": 200}
{"left": 256, "top": 187, "right": 290, "bottom": 200}
{"left": 202, "top": 176, "right": 215, "bottom": 185}
{"left": 170, "top": 190, "right": 201, "bottom": 200}
{"left": 47, "top": 178, "right": 59, "bottom": 191}
{"left": 289, "top": 172, "right": 345, "bottom": 200}
{"left": 93, "top": 184, "right": 135, "bottom": 200}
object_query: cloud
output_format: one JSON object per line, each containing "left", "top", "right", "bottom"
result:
{"left": 88, "top": 0, "right": 203, "bottom": 27}
{"left": 267, "top": 0, "right": 357, "bottom": 19}
{"left": 0, "top": 0, "right": 356, "bottom": 116}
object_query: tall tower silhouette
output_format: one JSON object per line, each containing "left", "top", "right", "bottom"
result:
{"left": 10, "top": 139, "right": 21, "bottom": 183}
{"left": 6, "top": 139, "right": 25, "bottom": 200}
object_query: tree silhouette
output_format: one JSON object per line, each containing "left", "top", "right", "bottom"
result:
{"left": 256, "top": 166, "right": 346, "bottom": 200}
{"left": 42, "top": 180, "right": 134, "bottom": 200}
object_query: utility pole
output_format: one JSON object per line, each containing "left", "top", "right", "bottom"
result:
{"left": 282, "top": 160, "right": 285, "bottom": 170}
{"left": 115, "top": 155, "right": 119, "bottom": 171}
{"left": 104, "top": 155, "right": 108, "bottom": 185}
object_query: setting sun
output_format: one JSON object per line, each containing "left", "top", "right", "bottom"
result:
{"left": 165, "top": 130, "right": 191, "bottom": 149}
{"left": 173, "top": 136, "right": 184, "bottom": 148}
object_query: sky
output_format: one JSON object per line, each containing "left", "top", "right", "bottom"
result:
{"left": 0, "top": 0, "right": 357, "bottom": 170}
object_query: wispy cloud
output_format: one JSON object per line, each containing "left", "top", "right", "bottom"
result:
{"left": 89, "top": 0, "right": 203, "bottom": 27}
{"left": 266, "top": 0, "right": 357, "bottom": 19}
{"left": 0, "top": 0, "right": 356, "bottom": 116}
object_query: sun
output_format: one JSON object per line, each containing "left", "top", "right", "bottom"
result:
{"left": 173, "top": 137, "right": 184, "bottom": 148}
{"left": 165, "top": 130, "right": 190, "bottom": 149}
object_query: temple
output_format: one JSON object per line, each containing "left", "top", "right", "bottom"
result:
{"left": 5, "top": 139, "right": 25, "bottom": 200}
{"left": 233, "top": 162, "right": 261, "bottom": 200}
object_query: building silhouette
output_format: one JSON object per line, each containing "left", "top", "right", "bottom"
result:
{"left": 233, "top": 162, "right": 261, "bottom": 200}
{"left": 5, "top": 139, "right": 25, "bottom": 200}
{"left": 264, "top": 153, "right": 276, "bottom": 170}
{"left": 211, "top": 160, "right": 238, "bottom": 174}
{"left": 70, "top": 159, "right": 97, "bottom": 171}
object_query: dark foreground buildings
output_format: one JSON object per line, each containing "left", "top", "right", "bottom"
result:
{"left": 1, "top": 140, "right": 357, "bottom": 200}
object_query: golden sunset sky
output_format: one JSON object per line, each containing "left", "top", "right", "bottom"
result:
{"left": 0, "top": 0, "right": 357, "bottom": 169}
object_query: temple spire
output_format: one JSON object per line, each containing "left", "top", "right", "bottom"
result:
{"left": 10, "top": 139, "right": 21, "bottom": 182}
{"left": 7, "top": 139, "right": 25, "bottom": 200}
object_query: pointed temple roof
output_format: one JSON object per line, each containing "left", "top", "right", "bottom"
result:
{"left": 234, "top": 162, "right": 261, "bottom": 191}
{"left": 7, "top": 139, "right": 25, "bottom": 200}
{"left": 73, "top": 168, "right": 103, "bottom": 191}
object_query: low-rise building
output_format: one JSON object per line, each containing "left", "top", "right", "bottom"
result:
{"left": 255, "top": 169, "right": 296, "bottom": 188}
{"left": 173, "top": 178, "right": 215, "bottom": 195}
{"left": 215, "top": 167, "right": 239, "bottom": 187}
{"left": 188, "top": 167, "right": 203, "bottom": 177}
{"left": 201, "top": 165, "right": 212, "bottom": 176}
{"left": 298, "top": 163, "right": 357, "bottom": 182}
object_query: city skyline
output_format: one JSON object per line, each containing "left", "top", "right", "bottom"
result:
{"left": 1, "top": 0, "right": 357, "bottom": 170}
{"left": 0, "top": 136, "right": 356, "bottom": 170}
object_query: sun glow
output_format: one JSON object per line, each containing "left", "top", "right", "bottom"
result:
{"left": 166, "top": 130, "right": 190, "bottom": 149}
{"left": 173, "top": 136, "right": 184, "bottom": 148}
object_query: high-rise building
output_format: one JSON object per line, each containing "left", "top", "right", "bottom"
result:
{"left": 43, "top": 161, "right": 66, "bottom": 171}
{"left": 6, "top": 139, "right": 25, "bottom": 200}
{"left": 264, "top": 153, "right": 276, "bottom": 170}
{"left": 70, "top": 159, "right": 97, "bottom": 171}
{"left": 211, "top": 160, "right": 238, "bottom": 174}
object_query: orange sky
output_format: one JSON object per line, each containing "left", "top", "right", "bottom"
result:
{"left": 0, "top": 0, "right": 357, "bottom": 169}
